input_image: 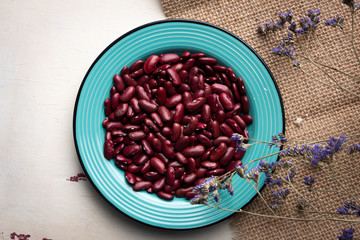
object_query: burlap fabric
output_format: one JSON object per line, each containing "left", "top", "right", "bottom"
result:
{"left": 161, "top": 0, "right": 360, "bottom": 239}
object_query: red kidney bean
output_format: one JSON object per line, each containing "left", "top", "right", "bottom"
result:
{"left": 231, "top": 83, "right": 241, "bottom": 102}
{"left": 175, "top": 187, "right": 194, "bottom": 197}
{"left": 149, "top": 138, "right": 161, "bottom": 152}
{"left": 211, "top": 83, "right": 230, "bottom": 95}
{"left": 225, "top": 68, "right": 237, "bottom": 82}
{"left": 115, "top": 161, "right": 128, "bottom": 171}
{"left": 196, "top": 168, "right": 208, "bottom": 178}
{"left": 175, "top": 168, "right": 185, "bottom": 179}
{"left": 152, "top": 177, "right": 165, "bottom": 192}
{"left": 113, "top": 74, "right": 125, "bottom": 93}
{"left": 185, "top": 97, "right": 206, "bottom": 112}
{"left": 141, "top": 139, "right": 153, "bottom": 156}
{"left": 187, "top": 157, "right": 196, "bottom": 173}
{"left": 144, "top": 118, "right": 159, "bottom": 132}
{"left": 104, "top": 98, "right": 111, "bottom": 116}
{"left": 120, "top": 66, "right": 129, "bottom": 77}
{"left": 219, "top": 147, "right": 235, "bottom": 166}
{"left": 179, "top": 51, "right": 191, "bottom": 62}
{"left": 191, "top": 52, "right": 205, "bottom": 59}
{"left": 162, "top": 140, "right": 175, "bottom": 159}
{"left": 152, "top": 64, "right": 171, "bottom": 75}
{"left": 123, "top": 73, "right": 137, "bottom": 86}
{"left": 157, "top": 106, "right": 171, "bottom": 123}
{"left": 140, "top": 161, "right": 151, "bottom": 174}
{"left": 198, "top": 57, "right": 217, "bottom": 65}
{"left": 123, "top": 144, "right": 141, "bottom": 156}
{"left": 178, "top": 72, "right": 189, "bottom": 85}
{"left": 213, "top": 65, "right": 226, "bottom": 73}
{"left": 226, "top": 160, "right": 242, "bottom": 171}
{"left": 125, "top": 171, "right": 136, "bottom": 185}
{"left": 105, "top": 121, "right": 123, "bottom": 132}
{"left": 189, "top": 134, "right": 197, "bottom": 146}
{"left": 113, "top": 136, "right": 124, "bottom": 144}
{"left": 129, "top": 60, "right": 144, "bottom": 73}
{"left": 175, "top": 152, "right": 188, "bottom": 165}
{"left": 203, "top": 64, "right": 214, "bottom": 76}
{"left": 203, "top": 83, "right": 212, "bottom": 98}
{"left": 126, "top": 106, "right": 134, "bottom": 118}
{"left": 120, "top": 86, "right": 135, "bottom": 102}
{"left": 133, "top": 181, "right": 152, "bottom": 191}
{"left": 171, "top": 103, "right": 184, "bottom": 124}
{"left": 115, "top": 154, "right": 133, "bottom": 165}
{"left": 241, "top": 114, "right": 253, "bottom": 125}
{"left": 234, "top": 151, "right": 245, "bottom": 160}
{"left": 215, "top": 110, "right": 226, "bottom": 123}
{"left": 112, "top": 130, "right": 127, "bottom": 137}
{"left": 155, "top": 87, "right": 166, "bottom": 106}
{"left": 226, "top": 118, "right": 242, "bottom": 133}
{"left": 174, "top": 136, "right": 190, "bottom": 152}
{"left": 201, "top": 161, "right": 217, "bottom": 169}
{"left": 209, "top": 142, "right": 227, "bottom": 161}
{"left": 155, "top": 132, "right": 167, "bottom": 142}
{"left": 226, "top": 103, "right": 241, "bottom": 118}
{"left": 237, "top": 77, "right": 246, "bottom": 95}
{"left": 165, "top": 167, "right": 175, "bottom": 185}
{"left": 183, "top": 145, "right": 205, "bottom": 157}
{"left": 114, "top": 103, "right": 128, "bottom": 119}
{"left": 202, "top": 131, "right": 213, "bottom": 139}
{"left": 104, "top": 139, "right": 114, "bottom": 160}
{"left": 135, "top": 86, "right": 150, "bottom": 101}
{"left": 241, "top": 96, "right": 250, "bottom": 114}
{"left": 166, "top": 68, "right": 182, "bottom": 86}
{"left": 183, "top": 58, "right": 196, "bottom": 71}
{"left": 197, "top": 134, "right": 212, "bottom": 147}
{"left": 123, "top": 137, "right": 135, "bottom": 145}
{"left": 170, "top": 63, "right": 183, "bottom": 72}
{"left": 183, "top": 173, "right": 197, "bottom": 184}
{"left": 219, "top": 92, "right": 234, "bottom": 110}
{"left": 213, "top": 136, "right": 231, "bottom": 146}
{"left": 134, "top": 153, "right": 149, "bottom": 165}
{"left": 144, "top": 55, "right": 159, "bottom": 74}
{"left": 130, "top": 68, "right": 144, "bottom": 79}
{"left": 154, "top": 152, "right": 169, "bottom": 165}
{"left": 138, "top": 75, "right": 150, "bottom": 86}
{"left": 128, "top": 130, "right": 146, "bottom": 141}
{"left": 210, "top": 120, "right": 220, "bottom": 138}
{"left": 159, "top": 53, "right": 179, "bottom": 64}
{"left": 207, "top": 94, "right": 219, "bottom": 113}
{"left": 185, "top": 191, "right": 196, "bottom": 200}
{"left": 170, "top": 123, "right": 181, "bottom": 142}
{"left": 201, "top": 104, "right": 211, "bottom": 123}
{"left": 148, "top": 79, "right": 157, "bottom": 89}
{"left": 157, "top": 191, "right": 174, "bottom": 200}
{"left": 220, "top": 123, "right": 234, "bottom": 137}
{"left": 150, "top": 157, "right": 166, "bottom": 174}
{"left": 193, "top": 90, "right": 205, "bottom": 99}
{"left": 182, "top": 91, "right": 192, "bottom": 105}
{"left": 110, "top": 86, "right": 117, "bottom": 96}
{"left": 205, "top": 76, "right": 217, "bottom": 83}
{"left": 123, "top": 124, "right": 141, "bottom": 132}
{"left": 128, "top": 163, "right": 142, "bottom": 173}
{"left": 232, "top": 115, "right": 247, "bottom": 129}
{"left": 161, "top": 127, "right": 171, "bottom": 138}
{"left": 206, "top": 168, "right": 226, "bottom": 176}
{"left": 220, "top": 73, "right": 231, "bottom": 87}
{"left": 196, "top": 122, "right": 207, "bottom": 131}
{"left": 188, "top": 66, "right": 199, "bottom": 81}
{"left": 138, "top": 99, "right": 157, "bottom": 113}
{"left": 150, "top": 113, "right": 163, "bottom": 128}
{"left": 130, "top": 113, "right": 147, "bottom": 124}
{"left": 128, "top": 98, "right": 140, "bottom": 113}
{"left": 243, "top": 128, "right": 249, "bottom": 142}
{"left": 183, "top": 116, "right": 198, "bottom": 135}
{"left": 165, "top": 94, "right": 182, "bottom": 108}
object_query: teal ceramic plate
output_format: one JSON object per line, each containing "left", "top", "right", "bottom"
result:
{"left": 73, "top": 20, "right": 284, "bottom": 229}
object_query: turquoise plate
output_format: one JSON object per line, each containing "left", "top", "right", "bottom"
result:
{"left": 73, "top": 20, "right": 284, "bottom": 229}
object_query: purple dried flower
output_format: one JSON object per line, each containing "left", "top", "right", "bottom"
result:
{"left": 337, "top": 200, "right": 359, "bottom": 215}
{"left": 337, "top": 227, "right": 354, "bottom": 240}
{"left": 303, "top": 175, "right": 315, "bottom": 190}
{"left": 349, "top": 143, "right": 360, "bottom": 154}
{"left": 325, "top": 16, "right": 344, "bottom": 29}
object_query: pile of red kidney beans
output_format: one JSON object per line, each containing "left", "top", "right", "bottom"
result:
{"left": 102, "top": 52, "right": 253, "bottom": 200}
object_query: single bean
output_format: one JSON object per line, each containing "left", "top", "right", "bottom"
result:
{"left": 128, "top": 130, "right": 146, "bottom": 141}
{"left": 207, "top": 94, "right": 219, "bottom": 113}
{"left": 150, "top": 157, "right": 166, "bottom": 174}
{"left": 211, "top": 83, "right": 230, "bottom": 95}
{"left": 123, "top": 137, "right": 135, "bottom": 145}
{"left": 157, "top": 106, "right": 172, "bottom": 122}
{"left": 174, "top": 136, "right": 190, "bottom": 152}
{"left": 179, "top": 70, "right": 189, "bottom": 83}
{"left": 144, "top": 55, "right": 160, "bottom": 74}
{"left": 219, "top": 147, "right": 235, "bottom": 166}
{"left": 225, "top": 160, "right": 242, "bottom": 172}
{"left": 155, "top": 132, "right": 167, "bottom": 142}
{"left": 130, "top": 113, "right": 147, "bottom": 124}
{"left": 201, "top": 131, "right": 213, "bottom": 139}
{"left": 128, "top": 98, "right": 141, "bottom": 113}
{"left": 225, "top": 68, "right": 237, "bottom": 82}
{"left": 205, "top": 76, "right": 217, "bottom": 83}
{"left": 130, "top": 68, "right": 144, "bottom": 79}
{"left": 152, "top": 64, "right": 171, "bottom": 75}
{"left": 213, "top": 65, "right": 227, "bottom": 73}
{"left": 161, "top": 127, "right": 171, "bottom": 138}
{"left": 123, "top": 144, "right": 141, "bottom": 156}
{"left": 198, "top": 57, "right": 217, "bottom": 65}
{"left": 120, "top": 86, "right": 135, "bottom": 102}
{"left": 123, "top": 74, "right": 137, "bottom": 86}
{"left": 111, "top": 130, "right": 127, "bottom": 137}
{"left": 163, "top": 80, "right": 177, "bottom": 96}
{"left": 215, "top": 110, "right": 226, "bottom": 123}
{"left": 193, "top": 89, "right": 205, "bottom": 99}
{"left": 185, "top": 191, "right": 196, "bottom": 200}
{"left": 157, "top": 191, "right": 174, "bottom": 200}
{"left": 170, "top": 123, "right": 181, "bottom": 142}
{"left": 162, "top": 140, "right": 175, "bottom": 159}
{"left": 196, "top": 122, "right": 207, "bottom": 131}
{"left": 243, "top": 128, "right": 249, "bottom": 142}
{"left": 137, "top": 75, "right": 149, "bottom": 86}
{"left": 135, "top": 86, "right": 150, "bottom": 101}
{"left": 159, "top": 53, "right": 180, "bottom": 64}
{"left": 140, "top": 161, "right": 151, "bottom": 174}
{"left": 188, "top": 66, "right": 199, "bottom": 82}
{"left": 203, "top": 83, "right": 212, "bottom": 99}
{"left": 110, "top": 86, "right": 117, "bottom": 96}
{"left": 237, "top": 77, "right": 247, "bottom": 95}
{"left": 115, "top": 154, "right": 133, "bottom": 165}
{"left": 165, "top": 94, "right": 182, "bottom": 108}
{"left": 196, "top": 168, "right": 208, "bottom": 178}
{"left": 105, "top": 121, "right": 123, "bottom": 132}
{"left": 165, "top": 167, "right": 175, "bottom": 185}
{"left": 201, "top": 104, "right": 211, "bottom": 123}
{"left": 144, "top": 118, "right": 159, "bottom": 132}
{"left": 226, "top": 118, "right": 242, "bottom": 133}
{"left": 154, "top": 152, "right": 169, "bottom": 165}
{"left": 120, "top": 66, "right": 129, "bottom": 77}
{"left": 182, "top": 58, "right": 196, "bottom": 71}
{"left": 152, "top": 177, "right": 165, "bottom": 192}
{"left": 104, "top": 98, "right": 111, "bottom": 116}
{"left": 220, "top": 123, "right": 234, "bottom": 137}
{"left": 113, "top": 74, "right": 125, "bottom": 93}
{"left": 156, "top": 87, "right": 167, "bottom": 106}
{"left": 114, "top": 103, "right": 128, "bottom": 118}
{"left": 134, "top": 153, "right": 149, "bottom": 166}
{"left": 138, "top": 99, "right": 157, "bottom": 113}
{"left": 183, "top": 173, "right": 197, "bottom": 184}
{"left": 197, "top": 134, "right": 212, "bottom": 147}
{"left": 175, "top": 152, "right": 188, "bottom": 165}
{"left": 125, "top": 171, "right": 136, "bottom": 185}
{"left": 220, "top": 73, "right": 231, "bottom": 87}
{"left": 133, "top": 181, "right": 152, "bottom": 191}
{"left": 185, "top": 97, "right": 206, "bottom": 112}
{"left": 174, "top": 168, "right": 185, "bottom": 179}
{"left": 151, "top": 138, "right": 161, "bottom": 152}
{"left": 141, "top": 139, "right": 154, "bottom": 156}
{"left": 167, "top": 68, "right": 182, "bottom": 86}
{"left": 210, "top": 120, "right": 220, "bottom": 138}
{"left": 104, "top": 139, "right": 114, "bottom": 160}
{"left": 206, "top": 168, "right": 226, "bottom": 176}
{"left": 172, "top": 103, "right": 184, "bottom": 123}
{"left": 179, "top": 51, "right": 191, "bottom": 62}
{"left": 183, "top": 145, "right": 205, "bottom": 157}
{"left": 201, "top": 161, "right": 218, "bottom": 169}
{"left": 126, "top": 106, "right": 134, "bottom": 118}
{"left": 170, "top": 63, "right": 184, "bottom": 72}
{"left": 232, "top": 115, "right": 247, "bottom": 129}
{"left": 175, "top": 187, "right": 194, "bottom": 197}
{"left": 148, "top": 79, "right": 157, "bottom": 88}
{"left": 183, "top": 116, "right": 198, "bottom": 136}
{"left": 241, "top": 96, "right": 250, "bottom": 114}
{"left": 190, "top": 52, "right": 205, "bottom": 59}
{"left": 231, "top": 83, "right": 241, "bottom": 102}
{"left": 123, "top": 124, "right": 141, "bottom": 132}
{"left": 219, "top": 92, "right": 234, "bottom": 110}
{"left": 209, "top": 142, "right": 227, "bottom": 161}
{"left": 182, "top": 91, "right": 192, "bottom": 105}
{"left": 213, "top": 136, "right": 231, "bottom": 146}
{"left": 150, "top": 112, "right": 163, "bottom": 128}
{"left": 241, "top": 114, "right": 253, "bottom": 125}
{"left": 127, "top": 164, "right": 142, "bottom": 173}
{"left": 129, "top": 60, "right": 144, "bottom": 73}
{"left": 115, "top": 161, "right": 127, "bottom": 171}
{"left": 225, "top": 103, "right": 241, "bottom": 118}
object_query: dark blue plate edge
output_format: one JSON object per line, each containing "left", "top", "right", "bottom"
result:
{"left": 72, "top": 19, "right": 286, "bottom": 230}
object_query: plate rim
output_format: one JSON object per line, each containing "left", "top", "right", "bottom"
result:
{"left": 72, "top": 19, "right": 286, "bottom": 230}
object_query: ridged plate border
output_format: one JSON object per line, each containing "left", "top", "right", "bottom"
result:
{"left": 73, "top": 19, "right": 285, "bottom": 229}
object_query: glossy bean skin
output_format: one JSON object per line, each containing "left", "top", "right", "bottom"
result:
{"left": 156, "top": 87, "right": 167, "bottom": 106}
{"left": 144, "top": 55, "right": 159, "bottom": 74}
{"left": 173, "top": 103, "right": 184, "bottom": 123}
{"left": 183, "top": 173, "right": 197, "bottom": 184}
{"left": 175, "top": 152, "right": 188, "bottom": 165}
{"left": 120, "top": 86, "right": 136, "bottom": 102}
{"left": 141, "top": 139, "right": 154, "bottom": 156}
{"left": 151, "top": 112, "right": 163, "bottom": 127}
{"left": 123, "top": 74, "right": 137, "bottom": 86}
{"left": 209, "top": 142, "right": 227, "bottom": 162}
{"left": 197, "top": 134, "right": 212, "bottom": 147}
{"left": 152, "top": 177, "right": 166, "bottom": 192}
{"left": 232, "top": 115, "right": 247, "bottom": 129}
{"left": 185, "top": 97, "right": 206, "bottom": 112}
{"left": 171, "top": 123, "right": 181, "bottom": 142}
{"left": 158, "top": 106, "right": 172, "bottom": 122}
{"left": 159, "top": 53, "right": 180, "bottom": 64}
{"left": 113, "top": 74, "right": 125, "bottom": 93}
{"left": 133, "top": 181, "right": 152, "bottom": 191}
{"left": 210, "top": 120, "right": 220, "bottom": 138}
{"left": 162, "top": 140, "right": 175, "bottom": 159}
{"left": 115, "top": 154, "right": 133, "bottom": 165}
{"left": 220, "top": 123, "right": 234, "bottom": 137}
{"left": 165, "top": 94, "right": 182, "bottom": 108}
{"left": 128, "top": 130, "right": 146, "bottom": 141}
{"left": 201, "top": 161, "right": 218, "bottom": 169}
{"left": 201, "top": 104, "right": 211, "bottom": 123}
{"left": 104, "top": 98, "right": 111, "bottom": 116}
{"left": 219, "top": 93, "right": 234, "bottom": 110}
{"left": 241, "top": 96, "right": 250, "bottom": 114}
{"left": 241, "top": 114, "right": 253, "bottom": 125}
{"left": 114, "top": 103, "right": 129, "bottom": 119}
{"left": 136, "top": 86, "right": 150, "bottom": 101}
{"left": 219, "top": 147, "right": 235, "bottom": 166}
{"left": 167, "top": 68, "right": 182, "bottom": 86}
{"left": 125, "top": 171, "right": 136, "bottom": 185}
{"left": 174, "top": 136, "right": 190, "bottom": 152}
{"left": 182, "top": 145, "right": 205, "bottom": 157}
{"left": 183, "top": 116, "right": 198, "bottom": 136}
{"left": 215, "top": 110, "right": 226, "bottom": 123}
{"left": 123, "top": 144, "right": 141, "bottom": 156}
{"left": 134, "top": 153, "right": 149, "bottom": 165}
{"left": 150, "top": 157, "right": 166, "bottom": 174}
{"left": 211, "top": 83, "right": 230, "bottom": 95}
{"left": 198, "top": 57, "right": 217, "bottom": 65}
{"left": 206, "top": 168, "right": 226, "bottom": 176}
{"left": 165, "top": 167, "right": 175, "bottom": 185}
{"left": 157, "top": 191, "right": 174, "bottom": 200}
{"left": 226, "top": 118, "right": 242, "bottom": 133}
{"left": 213, "top": 136, "right": 231, "bottom": 146}
{"left": 104, "top": 139, "right": 114, "bottom": 160}
{"left": 130, "top": 113, "right": 147, "bottom": 124}
{"left": 138, "top": 99, "right": 157, "bottom": 113}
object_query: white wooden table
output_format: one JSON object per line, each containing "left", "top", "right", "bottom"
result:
{"left": 0, "top": 0, "right": 234, "bottom": 239}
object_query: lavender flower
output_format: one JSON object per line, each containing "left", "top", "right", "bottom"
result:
{"left": 270, "top": 188, "right": 291, "bottom": 208}
{"left": 337, "top": 200, "right": 359, "bottom": 215}
{"left": 303, "top": 175, "right": 315, "bottom": 190}
{"left": 337, "top": 227, "right": 355, "bottom": 240}
{"left": 297, "top": 198, "right": 309, "bottom": 210}
{"left": 349, "top": 143, "right": 360, "bottom": 154}
{"left": 292, "top": 59, "right": 301, "bottom": 67}
{"left": 325, "top": 16, "right": 344, "bottom": 29}
{"left": 191, "top": 176, "right": 220, "bottom": 205}
{"left": 268, "top": 133, "right": 287, "bottom": 148}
